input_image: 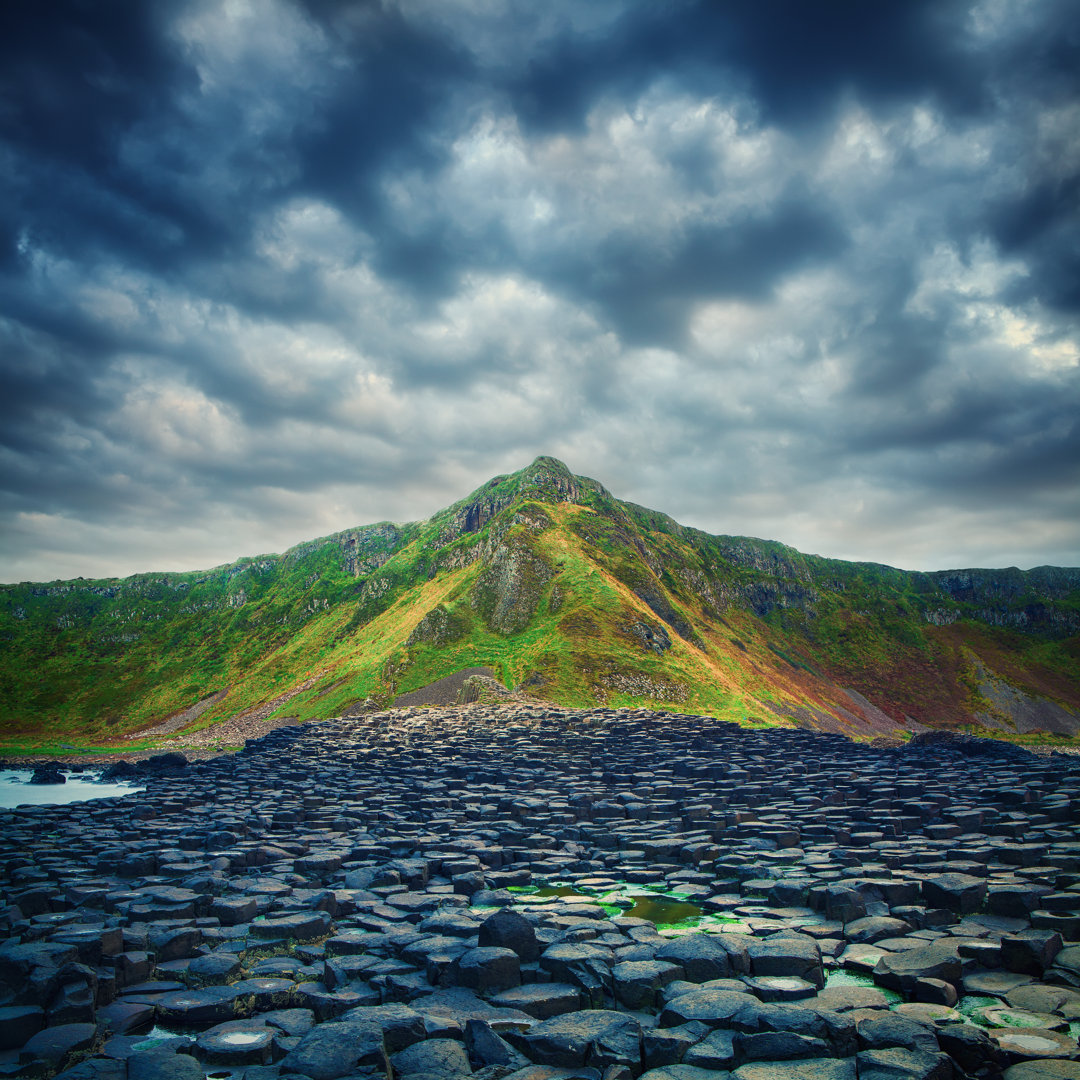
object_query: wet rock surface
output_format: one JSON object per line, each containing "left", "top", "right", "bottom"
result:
{"left": 2, "top": 703, "right": 1080, "bottom": 1079}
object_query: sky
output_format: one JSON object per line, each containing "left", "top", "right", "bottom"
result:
{"left": 1, "top": 0, "right": 1078, "bottom": 583}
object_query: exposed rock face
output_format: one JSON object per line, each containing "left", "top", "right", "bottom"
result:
{"left": 470, "top": 540, "right": 553, "bottom": 635}
{"left": 338, "top": 523, "right": 404, "bottom": 577}
{"left": 406, "top": 605, "right": 469, "bottom": 648}
{"left": 29, "top": 763, "right": 64, "bottom": 785}
{"left": 928, "top": 566, "right": 1080, "bottom": 635}
{"left": 973, "top": 658, "right": 1080, "bottom": 735}
{"left": 627, "top": 620, "right": 672, "bottom": 654}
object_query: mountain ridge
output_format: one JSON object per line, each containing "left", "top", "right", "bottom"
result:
{"left": 1, "top": 456, "right": 1078, "bottom": 750}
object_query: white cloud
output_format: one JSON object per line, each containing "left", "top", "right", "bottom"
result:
{"left": 2, "top": 0, "right": 1077, "bottom": 581}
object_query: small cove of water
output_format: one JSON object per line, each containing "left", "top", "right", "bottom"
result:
{"left": 518, "top": 882, "right": 749, "bottom": 931}
{"left": 620, "top": 893, "right": 703, "bottom": 925}
{"left": 0, "top": 769, "right": 144, "bottom": 808}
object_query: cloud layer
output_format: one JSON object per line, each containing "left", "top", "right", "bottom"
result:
{"left": 1, "top": 0, "right": 1078, "bottom": 581}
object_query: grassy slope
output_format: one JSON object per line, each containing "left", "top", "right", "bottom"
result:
{"left": 1, "top": 459, "right": 1077, "bottom": 752}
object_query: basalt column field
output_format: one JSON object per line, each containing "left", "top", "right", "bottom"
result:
{"left": 3, "top": 707, "right": 1080, "bottom": 1079}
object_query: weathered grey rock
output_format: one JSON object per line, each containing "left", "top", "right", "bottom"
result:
{"left": 643, "top": 1022, "right": 711, "bottom": 1069}
{"left": 156, "top": 984, "right": 251, "bottom": 1027}
{"left": 656, "top": 934, "right": 749, "bottom": 981}
{"left": 731, "top": 1060, "right": 856, "bottom": 1080}
{"left": 392, "top": 1036, "right": 473, "bottom": 1076}
{"left": 991, "top": 1025, "right": 1079, "bottom": 1062}
{"left": 339, "top": 1003, "right": 426, "bottom": 1051}
{"left": 1001, "top": 929, "right": 1063, "bottom": 975}
{"left": 465, "top": 1018, "right": 531, "bottom": 1071}
{"left": 127, "top": 1053, "right": 206, "bottom": 1080}
{"left": 855, "top": 1048, "right": 954, "bottom": 1079}
{"left": 249, "top": 910, "right": 333, "bottom": 942}
{"left": 194, "top": 1024, "right": 275, "bottom": 1066}
{"left": 18, "top": 1023, "right": 95, "bottom": 1071}
{"left": 208, "top": 896, "right": 258, "bottom": 925}
{"left": 0, "top": 1004, "right": 44, "bottom": 1049}
{"left": 935, "top": 1023, "right": 997, "bottom": 1075}
{"left": 730, "top": 1001, "right": 857, "bottom": 1058}
{"left": 455, "top": 947, "right": 520, "bottom": 993}
{"left": 682, "top": 1029, "right": 737, "bottom": 1070}
{"left": 856, "top": 1014, "right": 939, "bottom": 1054}
{"left": 612, "top": 960, "right": 684, "bottom": 1009}
{"left": 873, "top": 945, "right": 961, "bottom": 994}
{"left": 1002, "top": 1062, "right": 1080, "bottom": 1079}
{"left": 842, "top": 917, "right": 912, "bottom": 945}
{"left": 1006, "top": 984, "right": 1080, "bottom": 1019}
{"left": 742, "top": 975, "right": 817, "bottom": 1002}
{"left": 921, "top": 874, "right": 987, "bottom": 915}
{"left": 745, "top": 936, "right": 824, "bottom": 989}
{"left": 6, "top": 705, "right": 1080, "bottom": 1080}
{"left": 279, "top": 1019, "right": 388, "bottom": 1080}
{"left": 490, "top": 983, "right": 583, "bottom": 1020}
{"left": 478, "top": 909, "right": 541, "bottom": 962}
{"left": 30, "top": 764, "right": 65, "bottom": 785}
{"left": 514, "top": 1010, "right": 641, "bottom": 1073}
{"left": 53, "top": 1059, "right": 127, "bottom": 1080}
{"left": 659, "top": 988, "right": 755, "bottom": 1028}
{"left": 642, "top": 1067, "right": 733, "bottom": 1080}
{"left": 733, "top": 1029, "right": 830, "bottom": 1062}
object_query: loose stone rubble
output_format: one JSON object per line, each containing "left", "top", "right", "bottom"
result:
{"left": 3, "top": 704, "right": 1080, "bottom": 1080}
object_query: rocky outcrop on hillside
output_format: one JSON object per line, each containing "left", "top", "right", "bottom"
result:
{"left": 339, "top": 523, "right": 405, "bottom": 577}
{"left": 928, "top": 567, "right": 1080, "bottom": 636}
{"left": 406, "top": 605, "right": 471, "bottom": 648}
{"left": 471, "top": 540, "right": 554, "bottom": 635}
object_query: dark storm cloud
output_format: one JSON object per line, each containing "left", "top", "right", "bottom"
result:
{"left": 992, "top": 174, "right": 1080, "bottom": 314}
{"left": 503, "top": 0, "right": 983, "bottom": 133}
{"left": 569, "top": 201, "right": 846, "bottom": 347}
{"left": 0, "top": 0, "right": 228, "bottom": 271}
{"left": 0, "top": 0, "right": 1077, "bottom": 580}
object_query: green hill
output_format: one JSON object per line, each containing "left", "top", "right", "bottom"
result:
{"left": 2, "top": 456, "right": 1078, "bottom": 752}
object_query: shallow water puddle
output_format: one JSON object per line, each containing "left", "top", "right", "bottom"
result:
{"left": 982, "top": 1007, "right": 1067, "bottom": 1030}
{"left": 612, "top": 893, "right": 703, "bottom": 925}
{"left": 824, "top": 968, "right": 903, "bottom": 1003}
{"left": 509, "top": 880, "right": 776, "bottom": 934}
{"left": 997, "top": 1032, "right": 1065, "bottom": 1053}
{"left": 212, "top": 1032, "right": 267, "bottom": 1046}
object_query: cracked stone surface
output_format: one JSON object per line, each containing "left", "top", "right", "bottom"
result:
{"left": 2, "top": 704, "right": 1080, "bottom": 1079}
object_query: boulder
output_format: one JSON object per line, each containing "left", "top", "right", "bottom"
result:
{"left": 454, "top": 947, "right": 521, "bottom": 993}
{"left": 478, "top": 909, "right": 541, "bottom": 962}
{"left": 279, "top": 1019, "right": 388, "bottom": 1080}
{"left": 921, "top": 874, "right": 987, "bottom": 915}
{"left": 873, "top": 945, "right": 961, "bottom": 995}
{"left": 613, "top": 961, "right": 685, "bottom": 1010}
{"left": 746, "top": 936, "right": 824, "bottom": 989}
{"left": 392, "top": 1037, "right": 473, "bottom": 1077}
{"left": 854, "top": 1048, "right": 954, "bottom": 1079}
{"left": 656, "top": 933, "right": 750, "bottom": 980}
{"left": 514, "top": 1009, "right": 642, "bottom": 1074}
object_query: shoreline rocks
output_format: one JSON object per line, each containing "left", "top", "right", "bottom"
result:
{"left": 2, "top": 704, "right": 1079, "bottom": 1078}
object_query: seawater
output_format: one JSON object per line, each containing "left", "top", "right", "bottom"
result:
{"left": 517, "top": 882, "right": 752, "bottom": 932}
{"left": 0, "top": 770, "right": 144, "bottom": 808}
